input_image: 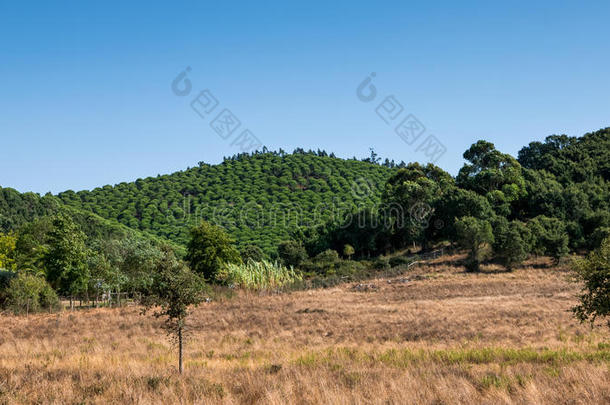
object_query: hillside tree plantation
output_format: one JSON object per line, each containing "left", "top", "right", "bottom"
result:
{"left": 0, "top": 128, "right": 609, "bottom": 321}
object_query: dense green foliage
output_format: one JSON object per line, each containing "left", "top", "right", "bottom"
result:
{"left": 186, "top": 221, "right": 241, "bottom": 280}
{"left": 43, "top": 215, "right": 90, "bottom": 300}
{"left": 455, "top": 216, "right": 494, "bottom": 272}
{"left": 4, "top": 273, "right": 58, "bottom": 315}
{"left": 572, "top": 237, "right": 610, "bottom": 326}
{"left": 0, "top": 232, "right": 16, "bottom": 270}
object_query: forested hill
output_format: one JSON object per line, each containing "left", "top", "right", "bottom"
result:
{"left": 54, "top": 152, "right": 396, "bottom": 254}
{"left": 2, "top": 128, "right": 609, "bottom": 257}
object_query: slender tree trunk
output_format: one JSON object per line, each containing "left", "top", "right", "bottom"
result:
{"left": 178, "top": 326, "right": 184, "bottom": 374}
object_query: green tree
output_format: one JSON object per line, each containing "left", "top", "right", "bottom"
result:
{"left": 382, "top": 163, "right": 450, "bottom": 248}
{"left": 527, "top": 216, "right": 569, "bottom": 263}
{"left": 186, "top": 221, "right": 241, "bottom": 281}
{"left": 343, "top": 244, "right": 355, "bottom": 260}
{"left": 14, "top": 217, "right": 54, "bottom": 275}
{"left": 0, "top": 232, "right": 17, "bottom": 271}
{"left": 429, "top": 187, "right": 494, "bottom": 243}
{"left": 455, "top": 216, "right": 494, "bottom": 272}
{"left": 43, "top": 215, "right": 90, "bottom": 308}
{"left": 572, "top": 237, "right": 610, "bottom": 326}
{"left": 277, "top": 240, "right": 308, "bottom": 267}
{"left": 140, "top": 248, "right": 208, "bottom": 374}
{"left": 457, "top": 140, "right": 526, "bottom": 216}
{"left": 493, "top": 219, "right": 530, "bottom": 270}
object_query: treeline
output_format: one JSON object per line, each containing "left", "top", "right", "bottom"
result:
{"left": 293, "top": 129, "right": 610, "bottom": 271}
{"left": 0, "top": 212, "right": 181, "bottom": 314}
{"left": 0, "top": 128, "right": 609, "bottom": 314}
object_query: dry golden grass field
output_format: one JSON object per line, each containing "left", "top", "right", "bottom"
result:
{"left": 1, "top": 255, "right": 609, "bottom": 404}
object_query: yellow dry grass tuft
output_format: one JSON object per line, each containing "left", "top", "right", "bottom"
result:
{"left": 0, "top": 255, "right": 608, "bottom": 404}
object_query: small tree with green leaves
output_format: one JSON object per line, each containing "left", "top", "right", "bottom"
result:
{"left": 140, "top": 248, "right": 208, "bottom": 374}
{"left": 186, "top": 221, "right": 241, "bottom": 281}
{"left": 343, "top": 244, "right": 355, "bottom": 260}
{"left": 455, "top": 216, "right": 494, "bottom": 272}
{"left": 572, "top": 237, "right": 610, "bottom": 327}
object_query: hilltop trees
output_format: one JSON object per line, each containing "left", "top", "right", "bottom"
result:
{"left": 186, "top": 221, "right": 241, "bottom": 281}
{"left": 0, "top": 129, "right": 609, "bottom": 309}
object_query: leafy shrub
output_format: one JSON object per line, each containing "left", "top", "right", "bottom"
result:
{"left": 388, "top": 256, "right": 412, "bottom": 268}
{"left": 0, "top": 269, "right": 17, "bottom": 307}
{"left": 373, "top": 257, "right": 390, "bottom": 270}
{"left": 278, "top": 240, "right": 308, "bottom": 267}
{"left": 217, "top": 260, "right": 302, "bottom": 290}
{"left": 241, "top": 245, "right": 265, "bottom": 262}
{"left": 5, "top": 273, "right": 59, "bottom": 314}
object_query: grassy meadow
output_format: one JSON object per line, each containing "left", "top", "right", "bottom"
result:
{"left": 1, "top": 255, "right": 608, "bottom": 404}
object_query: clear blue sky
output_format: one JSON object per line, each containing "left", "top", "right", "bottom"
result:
{"left": 1, "top": 1, "right": 609, "bottom": 194}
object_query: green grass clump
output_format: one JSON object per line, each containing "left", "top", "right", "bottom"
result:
{"left": 217, "top": 260, "right": 302, "bottom": 290}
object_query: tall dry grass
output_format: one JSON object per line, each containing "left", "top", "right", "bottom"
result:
{"left": 0, "top": 255, "right": 608, "bottom": 404}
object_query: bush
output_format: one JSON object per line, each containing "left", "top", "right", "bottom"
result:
{"left": 373, "top": 256, "right": 390, "bottom": 270}
{"left": 300, "top": 249, "right": 341, "bottom": 275}
{"left": 314, "top": 249, "right": 340, "bottom": 264}
{"left": 277, "top": 240, "right": 308, "bottom": 267}
{"left": 241, "top": 245, "right": 265, "bottom": 262}
{"left": 389, "top": 256, "right": 412, "bottom": 268}
{"left": 5, "top": 273, "right": 59, "bottom": 315}
{"left": 527, "top": 216, "right": 569, "bottom": 263}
